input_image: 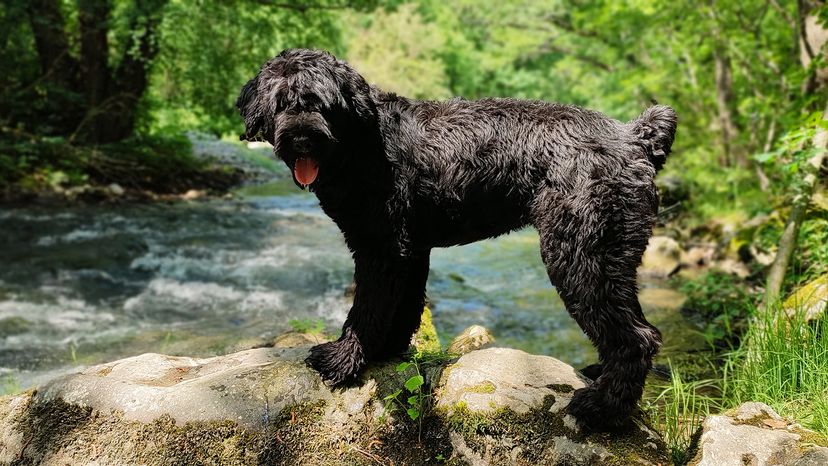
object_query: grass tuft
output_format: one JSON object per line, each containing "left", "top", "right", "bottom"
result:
{"left": 722, "top": 303, "right": 828, "bottom": 434}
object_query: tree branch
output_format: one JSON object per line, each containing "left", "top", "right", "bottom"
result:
{"left": 528, "top": 39, "right": 615, "bottom": 72}
{"left": 769, "top": 0, "right": 797, "bottom": 30}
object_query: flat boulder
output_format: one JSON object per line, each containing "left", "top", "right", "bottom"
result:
{"left": 689, "top": 402, "right": 828, "bottom": 466}
{"left": 0, "top": 340, "right": 670, "bottom": 465}
{"left": 436, "top": 348, "right": 668, "bottom": 465}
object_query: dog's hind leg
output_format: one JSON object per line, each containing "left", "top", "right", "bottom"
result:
{"left": 533, "top": 185, "right": 662, "bottom": 430}
{"left": 306, "top": 252, "right": 428, "bottom": 385}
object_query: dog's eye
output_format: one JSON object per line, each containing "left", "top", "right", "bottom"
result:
{"left": 300, "top": 93, "right": 321, "bottom": 108}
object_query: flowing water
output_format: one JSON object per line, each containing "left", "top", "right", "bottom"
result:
{"left": 0, "top": 172, "right": 704, "bottom": 392}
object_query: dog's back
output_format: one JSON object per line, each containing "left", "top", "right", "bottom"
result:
{"left": 380, "top": 98, "right": 677, "bottom": 247}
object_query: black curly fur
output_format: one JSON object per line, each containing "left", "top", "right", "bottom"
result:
{"left": 237, "top": 48, "right": 677, "bottom": 431}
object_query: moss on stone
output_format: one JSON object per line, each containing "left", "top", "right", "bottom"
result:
{"left": 462, "top": 380, "right": 496, "bottom": 394}
{"left": 797, "top": 428, "right": 828, "bottom": 448}
{"left": 440, "top": 395, "right": 669, "bottom": 465}
{"left": 413, "top": 306, "right": 442, "bottom": 353}
{"left": 547, "top": 383, "right": 575, "bottom": 393}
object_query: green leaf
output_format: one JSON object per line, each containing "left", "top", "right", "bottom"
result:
{"left": 383, "top": 389, "right": 402, "bottom": 401}
{"left": 407, "top": 395, "right": 419, "bottom": 405}
{"left": 396, "top": 362, "right": 411, "bottom": 373}
{"left": 405, "top": 375, "right": 424, "bottom": 392}
{"left": 753, "top": 151, "right": 778, "bottom": 164}
{"left": 407, "top": 407, "right": 420, "bottom": 420}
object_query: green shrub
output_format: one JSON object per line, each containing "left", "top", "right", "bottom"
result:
{"left": 676, "top": 271, "right": 757, "bottom": 349}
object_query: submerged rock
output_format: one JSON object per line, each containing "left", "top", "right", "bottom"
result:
{"left": 689, "top": 402, "right": 828, "bottom": 466}
{"left": 0, "top": 341, "right": 669, "bottom": 465}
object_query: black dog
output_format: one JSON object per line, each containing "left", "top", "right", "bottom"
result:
{"left": 237, "top": 49, "right": 677, "bottom": 430}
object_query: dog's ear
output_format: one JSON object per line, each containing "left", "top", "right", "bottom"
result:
{"left": 335, "top": 66, "right": 377, "bottom": 125}
{"left": 236, "top": 76, "right": 264, "bottom": 141}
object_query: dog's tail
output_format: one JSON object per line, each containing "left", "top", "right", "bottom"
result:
{"left": 631, "top": 105, "right": 677, "bottom": 171}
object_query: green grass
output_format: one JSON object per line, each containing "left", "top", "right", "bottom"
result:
{"left": 722, "top": 304, "right": 828, "bottom": 434}
{"left": 646, "top": 287, "right": 828, "bottom": 463}
{"left": 645, "top": 364, "right": 719, "bottom": 465}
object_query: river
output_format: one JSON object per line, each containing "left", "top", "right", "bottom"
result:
{"left": 0, "top": 171, "right": 703, "bottom": 392}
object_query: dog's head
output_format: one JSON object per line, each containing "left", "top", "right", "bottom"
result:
{"left": 236, "top": 49, "right": 377, "bottom": 189}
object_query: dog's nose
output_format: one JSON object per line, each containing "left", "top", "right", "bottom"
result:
{"left": 291, "top": 135, "right": 313, "bottom": 154}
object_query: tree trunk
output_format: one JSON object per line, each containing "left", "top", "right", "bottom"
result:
{"left": 25, "top": 0, "right": 76, "bottom": 86}
{"left": 714, "top": 49, "right": 743, "bottom": 167}
{"left": 799, "top": 1, "right": 828, "bottom": 94}
{"left": 78, "top": 0, "right": 113, "bottom": 144}
{"left": 24, "top": 0, "right": 84, "bottom": 135}
{"left": 72, "top": 0, "right": 168, "bottom": 144}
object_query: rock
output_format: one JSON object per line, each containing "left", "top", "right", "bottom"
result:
{"left": 689, "top": 402, "right": 828, "bottom": 466}
{"left": 783, "top": 273, "right": 828, "bottom": 322}
{"left": 813, "top": 188, "right": 828, "bottom": 212}
{"left": 0, "top": 343, "right": 670, "bottom": 465}
{"left": 640, "top": 235, "right": 683, "bottom": 278}
{"left": 682, "top": 245, "right": 715, "bottom": 269}
{"left": 447, "top": 325, "right": 495, "bottom": 355}
{"left": 437, "top": 348, "right": 588, "bottom": 415}
{"left": 246, "top": 141, "right": 273, "bottom": 150}
{"left": 181, "top": 189, "right": 204, "bottom": 200}
{"left": 713, "top": 258, "right": 750, "bottom": 278}
{"left": 107, "top": 183, "right": 125, "bottom": 196}
{"left": 36, "top": 348, "right": 331, "bottom": 428}
{"left": 436, "top": 348, "right": 668, "bottom": 465}
{"left": 272, "top": 331, "right": 328, "bottom": 348}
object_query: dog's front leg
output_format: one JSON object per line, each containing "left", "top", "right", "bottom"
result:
{"left": 306, "top": 252, "right": 417, "bottom": 385}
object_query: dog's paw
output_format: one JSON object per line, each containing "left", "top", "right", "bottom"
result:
{"left": 566, "top": 387, "right": 632, "bottom": 432}
{"left": 305, "top": 333, "right": 365, "bottom": 386}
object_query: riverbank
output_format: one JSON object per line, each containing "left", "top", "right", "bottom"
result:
{"left": 0, "top": 132, "right": 280, "bottom": 204}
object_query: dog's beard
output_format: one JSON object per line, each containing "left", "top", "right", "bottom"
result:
{"left": 294, "top": 157, "right": 319, "bottom": 187}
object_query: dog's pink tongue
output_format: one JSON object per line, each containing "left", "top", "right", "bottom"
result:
{"left": 294, "top": 157, "right": 319, "bottom": 186}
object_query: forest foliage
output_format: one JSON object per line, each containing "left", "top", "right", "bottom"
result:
{"left": 1, "top": 0, "right": 826, "bottom": 277}
{"left": 1, "top": 1, "right": 824, "bottom": 188}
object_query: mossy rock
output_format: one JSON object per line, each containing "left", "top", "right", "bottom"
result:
{"left": 783, "top": 273, "right": 828, "bottom": 322}
{"left": 0, "top": 339, "right": 670, "bottom": 465}
{"left": 688, "top": 402, "right": 828, "bottom": 466}
{"left": 435, "top": 348, "right": 669, "bottom": 465}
